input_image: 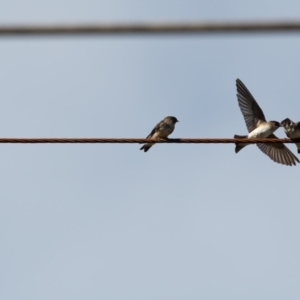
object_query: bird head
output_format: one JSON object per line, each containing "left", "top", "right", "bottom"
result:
{"left": 165, "top": 116, "right": 179, "bottom": 124}
{"left": 281, "top": 118, "right": 293, "bottom": 128}
{"left": 269, "top": 121, "right": 282, "bottom": 129}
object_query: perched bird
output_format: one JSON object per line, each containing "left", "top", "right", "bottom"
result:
{"left": 234, "top": 79, "right": 299, "bottom": 166}
{"left": 281, "top": 118, "right": 300, "bottom": 154}
{"left": 140, "top": 116, "right": 179, "bottom": 152}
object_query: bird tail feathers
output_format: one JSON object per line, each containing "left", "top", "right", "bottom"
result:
{"left": 140, "top": 143, "right": 153, "bottom": 152}
{"left": 234, "top": 135, "right": 248, "bottom": 153}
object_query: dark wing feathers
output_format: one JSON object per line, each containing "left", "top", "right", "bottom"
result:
{"left": 146, "top": 120, "right": 164, "bottom": 138}
{"left": 256, "top": 134, "right": 300, "bottom": 166}
{"left": 236, "top": 79, "right": 266, "bottom": 133}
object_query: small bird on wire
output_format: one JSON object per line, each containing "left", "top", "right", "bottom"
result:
{"left": 140, "top": 116, "right": 179, "bottom": 152}
{"left": 281, "top": 118, "right": 300, "bottom": 154}
{"left": 234, "top": 78, "right": 299, "bottom": 166}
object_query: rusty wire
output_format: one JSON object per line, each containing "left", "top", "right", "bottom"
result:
{"left": 0, "top": 138, "right": 298, "bottom": 144}
{"left": 1, "top": 21, "right": 300, "bottom": 36}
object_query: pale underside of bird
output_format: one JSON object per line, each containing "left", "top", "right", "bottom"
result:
{"left": 140, "top": 116, "right": 179, "bottom": 152}
{"left": 281, "top": 118, "right": 300, "bottom": 154}
{"left": 234, "top": 79, "right": 299, "bottom": 166}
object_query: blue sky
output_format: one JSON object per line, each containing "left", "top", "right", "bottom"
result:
{"left": 1, "top": 1, "right": 300, "bottom": 299}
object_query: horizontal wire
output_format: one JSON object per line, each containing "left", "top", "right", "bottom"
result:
{"left": 1, "top": 21, "right": 300, "bottom": 36}
{"left": 0, "top": 138, "right": 297, "bottom": 144}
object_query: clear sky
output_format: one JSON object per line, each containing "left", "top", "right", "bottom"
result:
{"left": 1, "top": 1, "right": 300, "bottom": 299}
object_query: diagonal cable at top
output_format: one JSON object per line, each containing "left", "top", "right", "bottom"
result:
{"left": 1, "top": 21, "right": 300, "bottom": 36}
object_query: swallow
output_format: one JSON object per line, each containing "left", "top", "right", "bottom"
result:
{"left": 234, "top": 79, "right": 299, "bottom": 166}
{"left": 281, "top": 118, "right": 300, "bottom": 154}
{"left": 140, "top": 116, "right": 179, "bottom": 152}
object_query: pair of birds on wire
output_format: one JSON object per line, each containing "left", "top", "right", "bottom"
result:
{"left": 140, "top": 79, "right": 300, "bottom": 167}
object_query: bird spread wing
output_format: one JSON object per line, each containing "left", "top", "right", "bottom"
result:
{"left": 256, "top": 134, "right": 300, "bottom": 166}
{"left": 236, "top": 79, "right": 266, "bottom": 133}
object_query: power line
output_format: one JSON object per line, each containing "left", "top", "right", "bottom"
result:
{"left": 0, "top": 138, "right": 297, "bottom": 144}
{"left": 1, "top": 21, "right": 300, "bottom": 36}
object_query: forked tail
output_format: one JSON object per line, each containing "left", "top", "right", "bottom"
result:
{"left": 234, "top": 134, "right": 248, "bottom": 153}
{"left": 140, "top": 143, "right": 153, "bottom": 152}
